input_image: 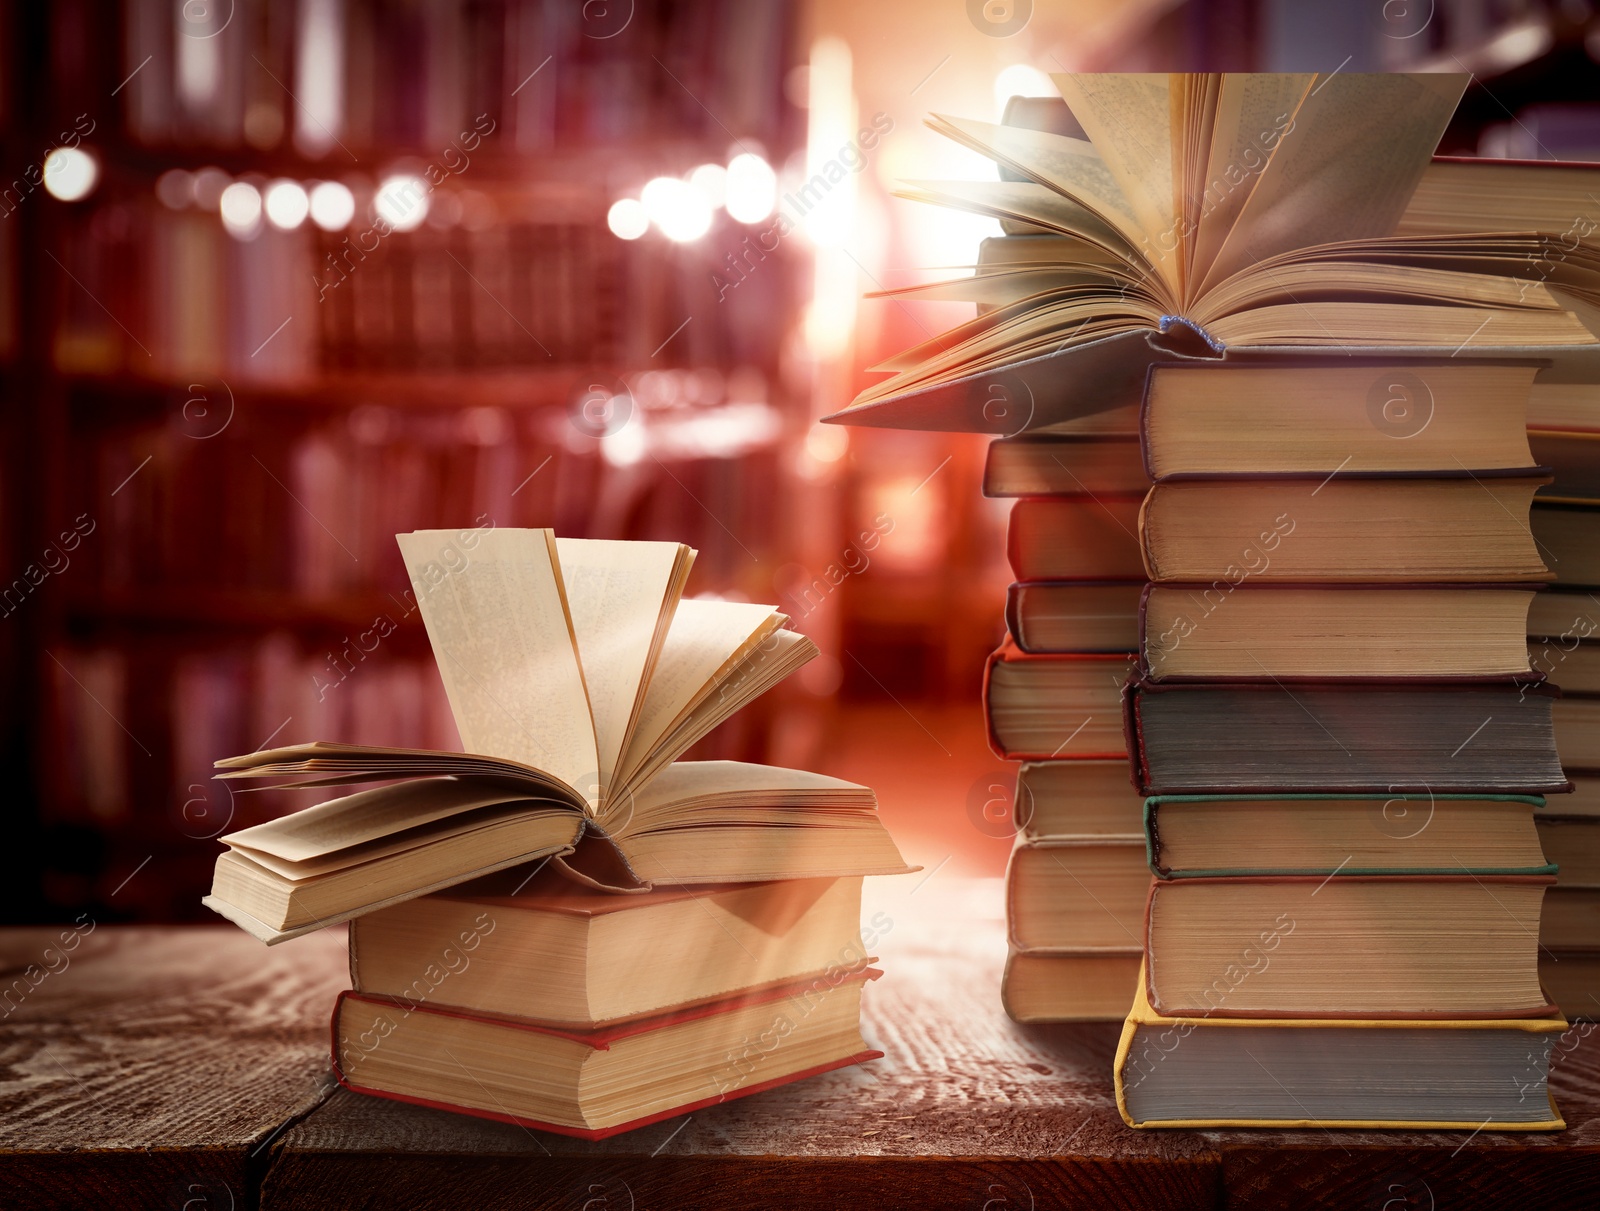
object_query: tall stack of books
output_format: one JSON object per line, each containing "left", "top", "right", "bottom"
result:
{"left": 203, "top": 530, "right": 911, "bottom": 1138}
{"left": 982, "top": 409, "right": 1151, "bottom": 1021}
{"left": 827, "top": 72, "right": 1600, "bottom": 1127}
{"left": 1529, "top": 392, "right": 1600, "bottom": 1019}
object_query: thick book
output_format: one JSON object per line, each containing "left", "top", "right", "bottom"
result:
{"left": 332, "top": 968, "right": 881, "bottom": 1140}
{"left": 1141, "top": 360, "right": 1539, "bottom": 479}
{"left": 1529, "top": 429, "right": 1600, "bottom": 501}
{"left": 1116, "top": 962, "right": 1567, "bottom": 1130}
{"left": 1002, "top": 950, "right": 1141, "bottom": 1023}
{"left": 1527, "top": 586, "right": 1600, "bottom": 640}
{"left": 1005, "top": 838, "right": 1148, "bottom": 951}
{"left": 1529, "top": 638, "right": 1600, "bottom": 692}
{"left": 1141, "top": 583, "right": 1537, "bottom": 681}
{"left": 984, "top": 641, "right": 1132, "bottom": 759}
{"left": 1140, "top": 475, "right": 1552, "bottom": 583}
{"left": 1536, "top": 789, "right": 1600, "bottom": 889}
{"left": 1146, "top": 794, "right": 1551, "bottom": 879}
{"left": 984, "top": 435, "right": 1146, "bottom": 496}
{"left": 1144, "top": 875, "right": 1556, "bottom": 1018}
{"left": 1542, "top": 887, "right": 1600, "bottom": 949}
{"left": 828, "top": 75, "right": 1600, "bottom": 435}
{"left": 1007, "top": 580, "right": 1142, "bottom": 653}
{"left": 1531, "top": 501, "right": 1600, "bottom": 586}
{"left": 350, "top": 873, "right": 868, "bottom": 1025}
{"left": 1125, "top": 676, "right": 1569, "bottom": 795}
{"left": 203, "top": 531, "right": 910, "bottom": 942}
{"left": 1016, "top": 759, "right": 1146, "bottom": 837}
{"left": 1007, "top": 497, "right": 1145, "bottom": 581}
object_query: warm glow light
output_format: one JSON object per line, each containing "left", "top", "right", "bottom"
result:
{"left": 374, "top": 174, "right": 429, "bottom": 231}
{"left": 308, "top": 180, "right": 355, "bottom": 230}
{"left": 993, "top": 64, "right": 1056, "bottom": 113}
{"left": 806, "top": 246, "right": 857, "bottom": 358}
{"left": 641, "top": 176, "right": 712, "bottom": 242}
{"left": 263, "top": 180, "right": 310, "bottom": 229}
{"left": 801, "top": 37, "right": 855, "bottom": 248}
{"left": 607, "top": 197, "right": 649, "bottom": 240}
{"left": 43, "top": 147, "right": 98, "bottom": 202}
{"left": 155, "top": 169, "right": 193, "bottom": 209}
{"left": 600, "top": 417, "right": 648, "bottom": 466}
{"left": 218, "top": 181, "right": 262, "bottom": 237}
{"left": 689, "top": 163, "right": 728, "bottom": 210}
{"left": 725, "top": 153, "right": 777, "bottom": 224}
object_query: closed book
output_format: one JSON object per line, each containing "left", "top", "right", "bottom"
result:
{"left": 1530, "top": 501, "right": 1600, "bottom": 587}
{"left": 1140, "top": 475, "right": 1551, "bottom": 584}
{"left": 984, "top": 435, "right": 1146, "bottom": 496}
{"left": 332, "top": 969, "right": 881, "bottom": 1140}
{"left": 1554, "top": 696, "right": 1600, "bottom": 767}
{"left": 1124, "top": 676, "right": 1569, "bottom": 795}
{"left": 350, "top": 874, "right": 867, "bottom": 1025}
{"left": 1007, "top": 580, "right": 1142, "bottom": 653}
{"left": 1146, "top": 794, "right": 1551, "bottom": 879}
{"left": 1116, "top": 961, "right": 1567, "bottom": 1130}
{"left": 1529, "top": 429, "right": 1600, "bottom": 501}
{"left": 1527, "top": 586, "right": 1600, "bottom": 640}
{"left": 1542, "top": 887, "right": 1600, "bottom": 949}
{"left": 1007, "top": 496, "right": 1145, "bottom": 581}
{"left": 1536, "top": 791, "right": 1600, "bottom": 888}
{"left": 1005, "top": 838, "right": 1147, "bottom": 951}
{"left": 1016, "top": 759, "right": 1146, "bottom": 838}
{"left": 1140, "top": 360, "right": 1539, "bottom": 480}
{"left": 1002, "top": 950, "right": 1141, "bottom": 1023}
{"left": 984, "top": 641, "right": 1132, "bottom": 759}
{"left": 1539, "top": 950, "right": 1600, "bottom": 1021}
{"left": 1144, "top": 875, "right": 1556, "bottom": 1018}
{"left": 1141, "top": 583, "right": 1537, "bottom": 681}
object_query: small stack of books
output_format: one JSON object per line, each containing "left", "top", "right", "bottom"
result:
{"left": 1528, "top": 390, "right": 1600, "bottom": 1019}
{"left": 831, "top": 71, "right": 1600, "bottom": 1127}
{"left": 983, "top": 407, "right": 1151, "bottom": 1020}
{"left": 204, "top": 529, "right": 911, "bottom": 1138}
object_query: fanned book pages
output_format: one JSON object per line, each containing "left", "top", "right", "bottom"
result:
{"left": 827, "top": 73, "right": 1600, "bottom": 433}
{"left": 202, "top": 530, "right": 911, "bottom": 943}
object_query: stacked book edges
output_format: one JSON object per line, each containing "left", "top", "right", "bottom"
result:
{"left": 202, "top": 531, "right": 911, "bottom": 1133}
{"left": 833, "top": 72, "right": 1600, "bottom": 1127}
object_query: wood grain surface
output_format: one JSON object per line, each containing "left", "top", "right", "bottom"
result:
{"left": 5, "top": 881, "right": 1600, "bottom": 1209}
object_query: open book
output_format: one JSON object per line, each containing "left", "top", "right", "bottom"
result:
{"left": 202, "top": 530, "right": 910, "bottom": 943}
{"left": 833, "top": 73, "right": 1600, "bottom": 430}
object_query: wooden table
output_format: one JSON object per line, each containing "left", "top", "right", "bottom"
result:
{"left": 3, "top": 879, "right": 1598, "bottom": 1210}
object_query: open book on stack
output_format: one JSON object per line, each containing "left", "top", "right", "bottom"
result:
{"left": 829, "top": 72, "right": 1594, "bottom": 1128}
{"left": 825, "top": 73, "right": 1600, "bottom": 435}
{"left": 202, "top": 529, "right": 912, "bottom": 1137}
{"left": 204, "top": 530, "right": 910, "bottom": 944}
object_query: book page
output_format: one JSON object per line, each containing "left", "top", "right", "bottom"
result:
{"left": 398, "top": 528, "right": 598, "bottom": 798}
{"left": 1201, "top": 73, "right": 1468, "bottom": 295}
{"left": 1051, "top": 74, "right": 1179, "bottom": 294}
{"left": 554, "top": 538, "right": 692, "bottom": 793}
{"left": 616, "top": 599, "right": 782, "bottom": 787}
{"left": 929, "top": 116, "right": 1151, "bottom": 263}
{"left": 222, "top": 777, "right": 563, "bottom": 864}
{"left": 1188, "top": 73, "right": 1314, "bottom": 301}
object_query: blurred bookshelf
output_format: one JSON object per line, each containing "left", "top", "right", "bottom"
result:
{"left": 3, "top": 0, "right": 812, "bottom": 923}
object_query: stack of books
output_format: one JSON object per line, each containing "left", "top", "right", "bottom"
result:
{"left": 983, "top": 407, "right": 1151, "bottom": 1020}
{"left": 203, "top": 529, "right": 911, "bottom": 1138}
{"left": 1529, "top": 392, "right": 1600, "bottom": 1019}
{"left": 830, "top": 72, "right": 1600, "bottom": 1127}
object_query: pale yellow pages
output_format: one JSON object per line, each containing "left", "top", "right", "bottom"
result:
{"left": 1201, "top": 72, "right": 1468, "bottom": 295}
{"left": 1187, "top": 72, "right": 1314, "bottom": 299}
{"left": 928, "top": 116, "right": 1155, "bottom": 276}
{"left": 622, "top": 760, "right": 874, "bottom": 826}
{"left": 614, "top": 598, "right": 782, "bottom": 790}
{"left": 1051, "top": 74, "right": 1179, "bottom": 289}
{"left": 221, "top": 778, "right": 561, "bottom": 865}
{"left": 554, "top": 538, "right": 692, "bottom": 793}
{"left": 398, "top": 529, "right": 598, "bottom": 800}
{"left": 896, "top": 180, "right": 1137, "bottom": 254}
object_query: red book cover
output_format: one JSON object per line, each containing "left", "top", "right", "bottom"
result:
{"left": 331, "top": 968, "right": 883, "bottom": 1141}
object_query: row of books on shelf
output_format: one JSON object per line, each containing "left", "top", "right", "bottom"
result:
{"left": 980, "top": 358, "right": 1600, "bottom": 1128}
{"left": 116, "top": 0, "right": 795, "bottom": 155}
{"left": 55, "top": 204, "right": 791, "bottom": 379}
{"left": 72, "top": 399, "right": 783, "bottom": 598}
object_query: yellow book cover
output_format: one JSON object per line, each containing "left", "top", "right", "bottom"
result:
{"left": 1115, "top": 961, "right": 1567, "bottom": 1130}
